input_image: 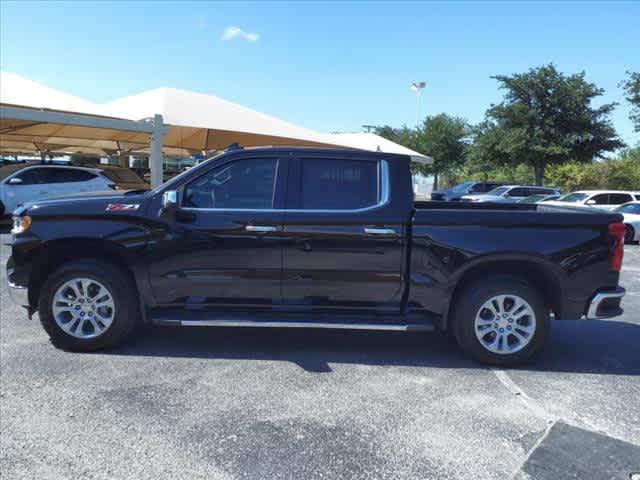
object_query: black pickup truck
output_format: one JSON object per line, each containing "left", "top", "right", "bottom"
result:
{"left": 6, "top": 147, "right": 627, "bottom": 366}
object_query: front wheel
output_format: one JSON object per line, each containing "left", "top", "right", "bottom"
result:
{"left": 451, "top": 276, "right": 549, "bottom": 366}
{"left": 38, "top": 260, "right": 139, "bottom": 351}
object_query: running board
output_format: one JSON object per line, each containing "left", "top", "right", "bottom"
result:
{"left": 150, "top": 310, "right": 437, "bottom": 332}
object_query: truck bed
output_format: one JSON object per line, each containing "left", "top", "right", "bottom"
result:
{"left": 413, "top": 200, "right": 621, "bottom": 225}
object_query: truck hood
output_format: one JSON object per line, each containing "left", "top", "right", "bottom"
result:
{"left": 15, "top": 190, "right": 150, "bottom": 217}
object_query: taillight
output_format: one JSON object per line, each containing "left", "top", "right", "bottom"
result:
{"left": 608, "top": 222, "right": 625, "bottom": 271}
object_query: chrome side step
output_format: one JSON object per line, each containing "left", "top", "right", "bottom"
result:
{"left": 151, "top": 310, "right": 437, "bottom": 332}
{"left": 177, "top": 319, "right": 433, "bottom": 331}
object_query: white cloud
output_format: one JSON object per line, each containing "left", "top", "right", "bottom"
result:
{"left": 221, "top": 26, "right": 259, "bottom": 42}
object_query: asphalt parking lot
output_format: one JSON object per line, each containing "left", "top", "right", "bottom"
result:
{"left": 1, "top": 234, "right": 639, "bottom": 480}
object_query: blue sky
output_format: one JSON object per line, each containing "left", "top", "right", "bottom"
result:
{"left": 1, "top": 1, "right": 639, "bottom": 146}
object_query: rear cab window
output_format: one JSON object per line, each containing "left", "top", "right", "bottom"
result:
{"left": 295, "top": 157, "right": 383, "bottom": 210}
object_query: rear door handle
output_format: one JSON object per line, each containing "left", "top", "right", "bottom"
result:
{"left": 364, "top": 227, "right": 396, "bottom": 235}
{"left": 246, "top": 225, "right": 277, "bottom": 233}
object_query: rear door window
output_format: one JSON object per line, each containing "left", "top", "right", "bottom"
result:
{"left": 507, "top": 187, "right": 529, "bottom": 197}
{"left": 49, "top": 169, "right": 97, "bottom": 183}
{"left": 590, "top": 194, "right": 610, "bottom": 205}
{"left": 531, "top": 187, "right": 554, "bottom": 195}
{"left": 298, "top": 158, "right": 379, "bottom": 210}
{"left": 608, "top": 193, "right": 632, "bottom": 205}
{"left": 14, "top": 168, "right": 47, "bottom": 185}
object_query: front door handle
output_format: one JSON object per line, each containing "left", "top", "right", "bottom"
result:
{"left": 364, "top": 227, "right": 396, "bottom": 235}
{"left": 246, "top": 225, "right": 277, "bottom": 233}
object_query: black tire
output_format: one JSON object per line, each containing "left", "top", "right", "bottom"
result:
{"left": 451, "top": 275, "right": 549, "bottom": 367}
{"left": 38, "top": 259, "right": 139, "bottom": 351}
{"left": 625, "top": 224, "right": 635, "bottom": 244}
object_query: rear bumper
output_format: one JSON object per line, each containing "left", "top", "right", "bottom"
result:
{"left": 585, "top": 287, "right": 625, "bottom": 320}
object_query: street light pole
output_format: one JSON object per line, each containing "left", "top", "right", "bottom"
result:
{"left": 410, "top": 81, "right": 426, "bottom": 129}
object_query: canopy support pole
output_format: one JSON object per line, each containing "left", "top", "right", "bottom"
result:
{"left": 149, "top": 114, "right": 167, "bottom": 188}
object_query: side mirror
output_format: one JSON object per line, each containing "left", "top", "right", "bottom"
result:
{"left": 586, "top": 199, "right": 596, "bottom": 205}
{"left": 8, "top": 177, "right": 23, "bottom": 185}
{"left": 160, "top": 189, "right": 195, "bottom": 223}
{"left": 162, "top": 190, "right": 178, "bottom": 209}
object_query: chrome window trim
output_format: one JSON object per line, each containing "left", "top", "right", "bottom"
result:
{"left": 179, "top": 159, "right": 390, "bottom": 214}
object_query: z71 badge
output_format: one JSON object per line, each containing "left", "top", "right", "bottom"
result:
{"left": 106, "top": 203, "right": 140, "bottom": 212}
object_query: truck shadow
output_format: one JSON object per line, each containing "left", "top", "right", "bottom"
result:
{"left": 109, "top": 318, "right": 640, "bottom": 375}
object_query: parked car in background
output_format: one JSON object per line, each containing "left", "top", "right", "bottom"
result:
{"left": 461, "top": 185, "right": 561, "bottom": 203}
{"left": 0, "top": 164, "right": 127, "bottom": 217}
{"left": 87, "top": 164, "right": 149, "bottom": 191}
{"left": 546, "top": 190, "right": 640, "bottom": 211}
{"left": 430, "top": 181, "right": 504, "bottom": 201}
{"left": 518, "top": 194, "right": 561, "bottom": 204}
{"left": 614, "top": 202, "right": 640, "bottom": 243}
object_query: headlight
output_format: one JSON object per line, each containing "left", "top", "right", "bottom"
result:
{"left": 11, "top": 215, "right": 31, "bottom": 234}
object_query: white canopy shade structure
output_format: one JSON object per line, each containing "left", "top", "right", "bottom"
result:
{"left": 328, "top": 132, "right": 432, "bottom": 165}
{"left": 0, "top": 71, "right": 162, "bottom": 160}
{"left": 1, "top": 71, "right": 432, "bottom": 186}
{"left": 100, "top": 87, "right": 339, "bottom": 152}
{"left": 0, "top": 71, "right": 99, "bottom": 114}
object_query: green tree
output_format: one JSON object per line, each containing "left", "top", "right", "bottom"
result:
{"left": 417, "top": 114, "right": 469, "bottom": 189}
{"left": 475, "top": 64, "right": 624, "bottom": 185}
{"left": 545, "top": 147, "right": 640, "bottom": 191}
{"left": 621, "top": 71, "right": 640, "bottom": 133}
{"left": 377, "top": 114, "right": 469, "bottom": 190}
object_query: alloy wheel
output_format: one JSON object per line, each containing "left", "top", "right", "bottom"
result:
{"left": 52, "top": 278, "right": 116, "bottom": 339}
{"left": 474, "top": 294, "right": 536, "bottom": 355}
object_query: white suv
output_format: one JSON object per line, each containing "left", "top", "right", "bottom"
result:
{"left": 0, "top": 165, "right": 114, "bottom": 216}
{"left": 546, "top": 190, "right": 640, "bottom": 211}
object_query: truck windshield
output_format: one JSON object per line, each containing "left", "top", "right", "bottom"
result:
{"left": 151, "top": 152, "right": 225, "bottom": 194}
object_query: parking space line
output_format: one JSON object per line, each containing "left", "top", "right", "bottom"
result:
{"left": 492, "top": 369, "right": 554, "bottom": 421}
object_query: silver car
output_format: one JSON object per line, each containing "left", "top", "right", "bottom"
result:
{"left": 461, "top": 185, "right": 561, "bottom": 203}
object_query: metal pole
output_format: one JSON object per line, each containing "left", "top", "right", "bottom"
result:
{"left": 149, "top": 114, "right": 167, "bottom": 188}
{"left": 416, "top": 91, "right": 421, "bottom": 129}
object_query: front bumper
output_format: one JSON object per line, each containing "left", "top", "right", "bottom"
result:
{"left": 6, "top": 255, "right": 31, "bottom": 309}
{"left": 7, "top": 280, "right": 29, "bottom": 308}
{"left": 585, "top": 287, "right": 625, "bottom": 320}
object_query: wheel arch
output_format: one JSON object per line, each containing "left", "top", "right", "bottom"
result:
{"left": 443, "top": 256, "right": 565, "bottom": 329}
{"left": 27, "top": 237, "right": 141, "bottom": 311}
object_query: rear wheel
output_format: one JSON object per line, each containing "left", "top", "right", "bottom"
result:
{"left": 452, "top": 275, "right": 549, "bottom": 366}
{"left": 38, "top": 259, "right": 139, "bottom": 351}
